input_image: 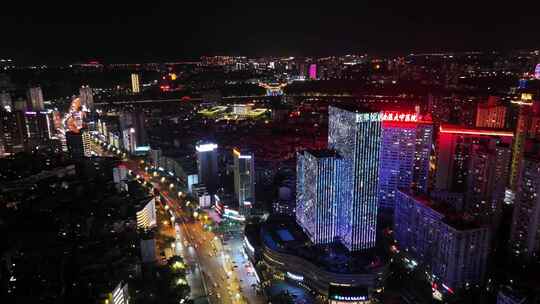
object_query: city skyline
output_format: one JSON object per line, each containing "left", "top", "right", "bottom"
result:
{"left": 1, "top": 3, "right": 540, "bottom": 63}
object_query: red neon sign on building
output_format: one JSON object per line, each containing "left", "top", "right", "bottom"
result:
{"left": 381, "top": 112, "right": 419, "bottom": 122}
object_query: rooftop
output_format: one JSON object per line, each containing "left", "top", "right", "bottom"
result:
{"left": 261, "top": 216, "right": 389, "bottom": 275}
{"left": 329, "top": 103, "right": 378, "bottom": 114}
{"left": 439, "top": 124, "right": 513, "bottom": 137}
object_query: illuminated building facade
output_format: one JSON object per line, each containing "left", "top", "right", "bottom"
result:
{"left": 66, "top": 129, "right": 91, "bottom": 158}
{"left": 27, "top": 86, "right": 44, "bottom": 111}
{"left": 296, "top": 149, "right": 342, "bottom": 244}
{"left": 112, "top": 282, "right": 130, "bottom": 304}
{"left": 24, "top": 111, "right": 55, "bottom": 148}
{"left": 328, "top": 105, "right": 382, "bottom": 251}
{"left": 378, "top": 121, "right": 433, "bottom": 211}
{"left": 233, "top": 148, "right": 255, "bottom": 215}
{"left": 0, "top": 109, "right": 25, "bottom": 155}
{"left": 196, "top": 142, "right": 219, "bottom": 194}
{"left": 119, "top": 112, "right": 148, "bottom": 153}
{"left": 131, "top": 73, "right": 140, "bottom": 93}
{"left": 309, "top": 64, "right": 317, "bottom": 80}
{"left": 475, "top": 96, "right": 507, "bottom": 129}
{"left": 136, "top": 198, "right": 157, "bottom": 229}
{"left": 510, "top": 157, "right": 540, "bottom": 260}
{"left": 79, "top": 85, "right": 94, "bottom": 111}
{"left": 435, "top": 125, "right": 513, "bottom": 193}
{"left": 466, "top": 143, "right": 511, "bottom": 219}
{"left": 394, "top": 190, "right": 490, "bottom": 292}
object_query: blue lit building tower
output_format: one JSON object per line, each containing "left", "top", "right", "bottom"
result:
{"left": 328, "top": 105, "right": 382, "bottom": 251}
{"left": 379, "top": 121, "right": 433, "bottom": 212}
{"left": 296, "top": 149, "right": 342, "bottom": 244}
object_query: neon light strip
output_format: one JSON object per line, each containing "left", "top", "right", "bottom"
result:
{"left": 440, "top": 126, "right": 513, "bottom": 137}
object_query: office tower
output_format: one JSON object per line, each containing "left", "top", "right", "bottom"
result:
{"left": 27, "top": 86, "right": 44, "bottom": 111}
{"left": 435, "top": 125, "right": 513, "bottom": 192}
{"left": 379, "top": 120, "right": 433, "bottom": 211}
{"left": 509, "top": 101, "right": 540, "bottom": 191}
{"left": 466, "top": 143, "right": 511, "bottom": 219}
{"left": 509, "top": 157, "right": 540, "bottom": 260}
{"left": 309, "top": 64, "right": 317, "bottom": 80}
{"left": 112, "top": 282, "right": 130, "bottom": 304}
{"left": 233, "top": 148, "right": 255, "bottom": 215}
{"left": 119, "top": 112, "right": 148, "bottom": 153}
{"left": 0, "top": 109, "right": 25, "bottom": 155}
{"left": 296, "top": 149, "right": 342, "bottom": 244}
{"left": 24, "top": 111, "right": 55, "bottom": 147}
{"left": 136, "top": 198, "right": 157, "bottom": 229}
{"left": 0, "top": 91, "right": 11, "bottom": 109}
{"left": 328, "top": 105, "right": 382, "bottom": 251}
{"left": 79, "top": 85, "right": 94, "bottom": 111}
{"left": 131, "top": 73, "right": 140, "bottom": 93}
{"left": 66, "top": 130, "right": 91, "bottom": 158}
{"left": 394, "top": 190, "right": 490, "bottom": 292}
{"left": 475, "top": 96, "right": 507, "bottom": 129}
{"left": 196, "top": 142, "right": 218, "bottom": 194}
{"left": 113, "top": 166, "right": 129, "bottom": 192}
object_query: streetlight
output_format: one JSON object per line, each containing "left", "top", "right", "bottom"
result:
{"left": 169, "top": 183, "right": 174, "bottom": 189}
{"left": 178, "top": 191, "right": 183, "bottom": 197}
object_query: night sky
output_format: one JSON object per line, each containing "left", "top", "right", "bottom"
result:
{"left": 2, "top": 2, "right": 540, "bottom": 63}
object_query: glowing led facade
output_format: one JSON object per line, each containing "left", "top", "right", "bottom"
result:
{"left": 233, "top": 148, "right": 255, "bottom": 215}
{"left": 296, "top": 150, "right": 342, "bottom": 244}
{"left": 535, "top": 63, "right": 540, "bottom": 80}
{"left": 328, "top": 106, "right": 382, "bottom": 251}
{"left": 378, "top": 122, "right": 433, "bottom": 211}
{"left": 131, "top": 73, "right": 140, "bottom": 93}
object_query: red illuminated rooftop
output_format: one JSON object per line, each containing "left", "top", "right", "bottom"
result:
{"left": 439, "top": 124, "right": 513, "bottom": 137}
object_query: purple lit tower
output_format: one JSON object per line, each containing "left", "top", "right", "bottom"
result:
{"left": 309, "top": 64, "right": 317, "bottom": 80}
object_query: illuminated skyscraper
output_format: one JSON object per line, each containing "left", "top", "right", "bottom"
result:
{"left": 196, "top": 142, "right": 218, "bottom": 194}
{"left": 475, "top": 96, "right": 507, "bottom": 129}
{"left": 0, "top": 109, "right": 25, "bottom": 155}
{"left": 27, "top": 86, "right": 44, "bottom": 111}
{"left": 131, "top": 73, "right": 140, "bottom": 93}
{"left": 296, "top": 149, "right": 342, "bottom": 244}
{"left": 233, "top": 148, "right": 255, "bottom": 215}
{"left": 79, "top": 85, "right": 94, "bottom": 111}
{"left": 309, "top": 64, "right": 317, "bottom": 80}
{"left": 328, "top": 105, "right": 382, "bottom": 251}
{"left": 66, "top": 129, "right": 91, "bottom": 159}
{"left": 510, "top": 157, "right": 540, "bottom": 260}
{"left": 119, "top": 112, "right": 148, "bottom": 153}
{"left": 379, "top": 120, "right": 433, "bottom": 211}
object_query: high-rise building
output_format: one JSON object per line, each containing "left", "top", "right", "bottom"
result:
{"left": 0, "top": 109, "right": 25, "bottom": 155}
{"left": 24, "top": 111, "right": 55, "bottom": 148}
{"left": 435, "top": 125, "right": 513, "bottom": 192}
{"left": 466, "top": 142, "right": 511, "bottom": 219}
{"left": 136, "top": 198, "right": 157, "bottom": 229}
{"left": 66, "top": 130, "right": 91, "bottom": 158}
{"left": 328, "top": 105, "right": 382, "bottom": 251}
{"left": 309, "top": 64, "right": 317, "bottom": 80}
{"left": 475, "top": 96, "right": 507, "bottom": 129}
{"left": 131, "top": 73, "right": 140, "bottom": 93}
{"left": 233, "top": 148, "right": 255, "bottom": 215}
{"left": 510, "top": 157, "right": 540, "bottom": 260}
{"left": 394, "top": 190, "right": 490, "bottom": 292}
{"left": 27, "top": 86, "right": 44, "bottom": 111}
{"left": 79, "top": 85, "right": 94, "bottom": 111}
{"left": 119, "top": 112, "right": 148, "bottom": 153}
{"left": 296, "top": 149, "right": 342, "bottom": 244}
{"left": 112, "top": 282, "right": 130, "bottom": 304}
{"left": 196, "top": 142, "right": 218, "bottom": 194}
{"left": 378, "top": 120, "right": 433, "bottom": 211}
{"left": 0, "top": 91, "right": 11, "bottom": 110}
